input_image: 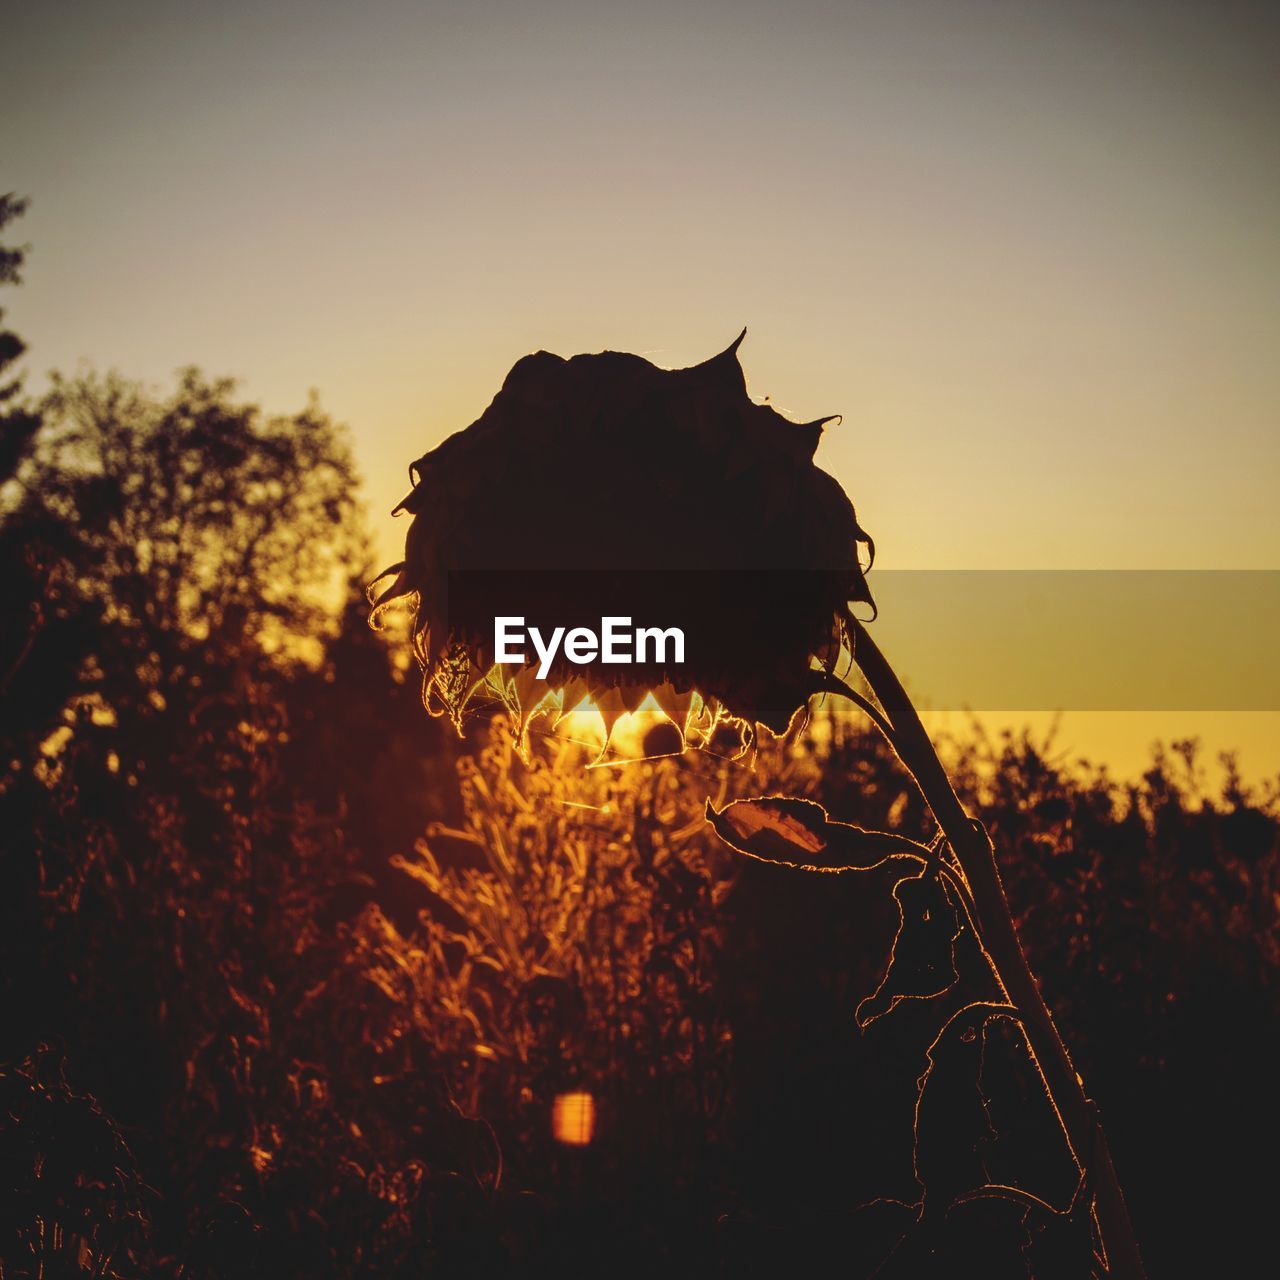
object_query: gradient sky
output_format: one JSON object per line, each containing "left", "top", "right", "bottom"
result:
{"left": 6, "top": 0, "right": 1279, "bottom": 777}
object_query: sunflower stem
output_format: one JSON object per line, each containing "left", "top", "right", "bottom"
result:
{"left": 849, "top": 618, "right": 1146, "bottom": 1280}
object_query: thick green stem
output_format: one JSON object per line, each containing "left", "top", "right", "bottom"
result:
{"left": 850, "top": 618, "right": 1145, "bottom": 1279}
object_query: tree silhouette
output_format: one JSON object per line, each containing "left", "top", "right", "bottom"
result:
{"left": 0, "top": 369, "right": 371, "bottom": 1275}
{"left": 0, "top": 368, "right": 362, "bottom": 775}
{"left": 0, "top": 366, "right": 365, "bottom": 1069}
{"left": 0, "top": 193, "right": 39, "bottom": 485}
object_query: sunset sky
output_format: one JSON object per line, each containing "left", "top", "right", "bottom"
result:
{"left": 7, "top": 0, "right": 1279, "bottom": 776}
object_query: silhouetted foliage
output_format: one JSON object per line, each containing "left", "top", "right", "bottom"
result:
{"left": 0, "top": 194, "right": 40, "bottom": 485}
{"left": 0, "top": 368, "right": 362, "bottom": 770}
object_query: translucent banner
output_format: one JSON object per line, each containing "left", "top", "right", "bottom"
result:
{"left": 864, "top": 570, "right": 1280, "bottom": 711}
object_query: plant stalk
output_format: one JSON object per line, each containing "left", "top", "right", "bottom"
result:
{"left": 850, "top": 618, "right": 1146, "bottom": 1280}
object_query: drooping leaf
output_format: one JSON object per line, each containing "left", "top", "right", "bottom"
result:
{"left": 705, "top": 795, "right": 928, "bottom": 873}
{"left": 908, "top": 1002, "right": 1095, "bottom": 1270}
{"left": 913, "top": 1003, "right": 1017, "bottom": 1217}
{"left": 856, "top": 866, "right": 961, "bottom": 1027}
{"left": 978, "top": 1015, "right": 1083, "bottom": 1213}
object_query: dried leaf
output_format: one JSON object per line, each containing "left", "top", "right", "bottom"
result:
{"left": 856, "top": 868, "right": 961, "bottom": 1028}
{"left": 705, "top": 795, "right": 928, "bottom": 872}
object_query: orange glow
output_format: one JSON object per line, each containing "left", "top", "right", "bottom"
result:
{"left": 552, "top": 1091, "right": 596, "bottom": 1146}
{"left": 460, "top": 661, "right": 725, "bottom": 762}
{"left": 554, "top": 690, "right": 694, "bottom": 762}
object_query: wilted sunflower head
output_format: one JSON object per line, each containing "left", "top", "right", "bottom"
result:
{"left": 370, "top": 332, "right": 873, "bottom": 749}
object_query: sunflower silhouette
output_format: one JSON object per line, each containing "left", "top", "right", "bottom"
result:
{"left": 371, "top": 331, "right": 873, "bottom": 738}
